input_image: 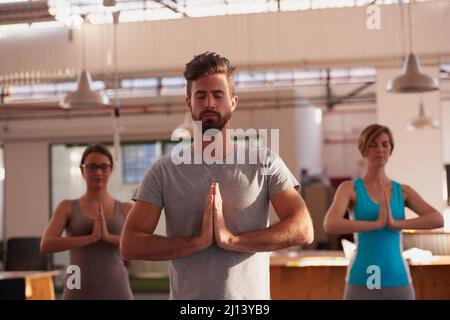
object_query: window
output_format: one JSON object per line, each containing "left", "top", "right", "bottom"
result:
{"left": 122, "top": 143, "right": 161, "bottom": 184}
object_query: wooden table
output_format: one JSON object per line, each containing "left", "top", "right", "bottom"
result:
{"left": 270, "top": 251, "right": 450, "bottom": 300}
{"left": 0, "top": 270, "right": 60, "bottom": 300}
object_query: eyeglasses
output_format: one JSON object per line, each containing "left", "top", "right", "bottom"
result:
{"left": 80, "top": 163, "right": 112, "bottom": 172}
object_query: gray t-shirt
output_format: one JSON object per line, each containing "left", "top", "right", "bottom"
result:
{"left": 133, "top": 145, "right": 299, "bottom": 299}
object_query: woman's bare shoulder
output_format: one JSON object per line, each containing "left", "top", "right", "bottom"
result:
{"left": 55, "top": 199, "right": 74, "bottom": 218}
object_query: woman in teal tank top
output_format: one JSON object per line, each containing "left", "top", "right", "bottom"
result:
{"left": 323, "top": 124, "right": 443, "bottom": 300}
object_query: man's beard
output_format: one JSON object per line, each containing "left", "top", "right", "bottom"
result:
{"left": 193, "top": 109, "right": 232, "bottom": 134}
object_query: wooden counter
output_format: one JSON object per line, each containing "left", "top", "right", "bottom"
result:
{"left": 0, "top": 270, "right": 60, "bottom": 300}
{"left": 270, "top": 251, "right": 450, "bottom": 300}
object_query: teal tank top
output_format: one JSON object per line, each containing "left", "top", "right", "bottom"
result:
{"left": 347, "top": 178, "right": 411, "bottom": 287}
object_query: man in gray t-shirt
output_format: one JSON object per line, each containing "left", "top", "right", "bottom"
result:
{"left": 120, "top": 52, "right": 314, "bottom": 299}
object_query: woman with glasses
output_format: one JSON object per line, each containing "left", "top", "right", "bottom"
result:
{"left": 323, "top": 124, "right": 443, "bottom": 300}
{"left": 41, "top": 143, "right": 133, "bottom": 300}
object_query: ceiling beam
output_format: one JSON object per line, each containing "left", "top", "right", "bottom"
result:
{"left": 153, "top": 0, "right": 187, "bottom": 17}
{"left": 0, "top": 0, "right": 54, "bottom": 25}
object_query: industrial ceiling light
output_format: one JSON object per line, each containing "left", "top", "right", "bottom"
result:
{"left": 387, "top": 53, "right": 439, "bottom": 93}
{"left": 60, "top": 15, "right": 109, "bottom": 109}
{"left": 386, "top": 0, "right": 439, "bottom": 93}
{"left": 60, "top": 70, "right": 109, "bottom": 109}
{"left": 406, "top": 100, "right": 439, "bottom": 130}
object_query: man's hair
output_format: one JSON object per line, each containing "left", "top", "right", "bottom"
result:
{"left": 184, "top": 51, "right": 236, "bottom": 98}
{"left": 358, "top": 124, "right": 394, "bottom": 156}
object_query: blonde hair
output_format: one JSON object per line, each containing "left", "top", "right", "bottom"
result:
{"left": 358, "top": 124, "right": 394, "bottom": 156}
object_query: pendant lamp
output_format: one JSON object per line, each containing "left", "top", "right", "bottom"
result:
{"left": 386, "top": 1, "right": 438, "bottom": 93}
{"left": 60, "top": 16, "right": 109, "bottom": 109}
{"left": 406, "top": 100, "right": 439, "bottom": 130}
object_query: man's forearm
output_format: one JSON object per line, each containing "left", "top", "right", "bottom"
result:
{"left": 120, "top": 232, "right": 208, "bottom": 261}
{"left": 224, "top": 211, "right": 313, "bottom": 253}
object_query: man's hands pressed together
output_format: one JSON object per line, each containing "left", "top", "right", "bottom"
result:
{"left": 199, "top": 182, "right": 235, "bottom": 251}
{"left": 198, "top": 180, "right": 314, "bottom": 253}
{"left": 197, "top": 183, "right": 215, "bottom": 249}
{"left": 213, "top": 182, "right": 235, "bottom": 250}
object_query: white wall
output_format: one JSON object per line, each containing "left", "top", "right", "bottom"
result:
{"left": 322, "top": 104, "right": 377, "bottom": 178}
{"left": 442, "top": 99, "right": 450, "bottom": 164}
{"left": 4, "top": 141, "right": 49, "bottom": 239}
